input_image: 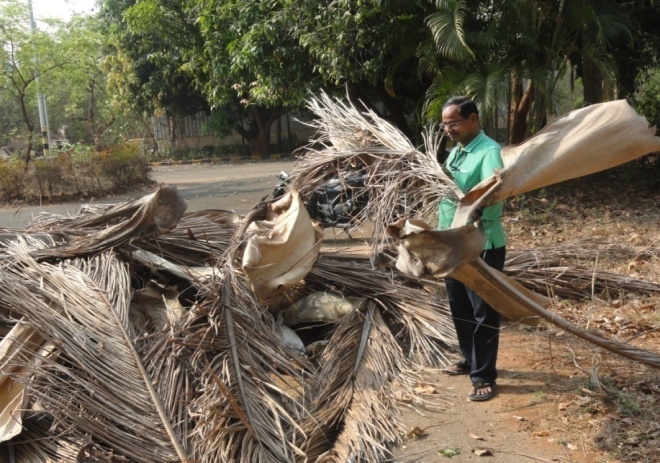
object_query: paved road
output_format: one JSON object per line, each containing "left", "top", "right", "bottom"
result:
{"left": 0, "top": 161, "right": 296, "bottom": 229}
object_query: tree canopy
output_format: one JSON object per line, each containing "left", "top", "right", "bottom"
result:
{"left": 2, "top": 0, "right": 659, "bottom": 159}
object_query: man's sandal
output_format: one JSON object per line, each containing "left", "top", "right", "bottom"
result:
{"left": 468, "top": 382, "right": 496, "bottom": 402}
{"left": 441, "top": 362, "right": 471, "bottom": 376}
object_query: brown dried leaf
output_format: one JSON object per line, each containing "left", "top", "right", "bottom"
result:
{"left": 406, "top": 426, "right": 428, "bottom": 439}
{"left": 414, "top": 384, "right": 437, "bottom": 394}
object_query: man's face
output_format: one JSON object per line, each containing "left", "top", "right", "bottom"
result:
{"left": 441, "top": 104, "right": 479, "bottom": 145}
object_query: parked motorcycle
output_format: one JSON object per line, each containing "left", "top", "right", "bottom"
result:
{"left": 272, "top": 169, "right": 369, "bottom": 228}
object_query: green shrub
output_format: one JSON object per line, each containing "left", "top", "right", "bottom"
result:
{"left": 95, "top": 143, "right": 150, "bottom": 189}
{"left": 162, "top": 146, "right": 206, "bottom": 161}
{"left": 68, "top": 145, "right": 102, "bottom": 194}
{"left": 0, "top": 160, "right": 25, "bottom": 201}
{"left": 32, "top": 155, "right": 69, "bottom": 197}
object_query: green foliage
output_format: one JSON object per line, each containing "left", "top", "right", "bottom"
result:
{"left": 102, "top": 0, "right": 209, "bottom": 121}
{"left": 193, "top": 0, "right": 315, "bottom": 110}
{"left": 95, "top": 143, "right": 150, "bottom": 189}
{"left": 422, "top": 0, "right": 636, "bottom": 139}
{"left": 437, "top": 446, "right": 461, "bottom": 457}
{"left": 630, "top": 68, "right": 660, "bottom": 132}
{"left": 291, "top": 0, "right": 433, "bottom": 139}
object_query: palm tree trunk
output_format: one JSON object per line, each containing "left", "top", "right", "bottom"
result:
{"left": 510, "top": 80, "right": 533, "bottom": 144}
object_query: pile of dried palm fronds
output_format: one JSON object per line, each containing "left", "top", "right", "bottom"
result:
{"left": 0, "top": 187, "right": 458, "bottom": 463}
{"left": 2, "top": 94, "right": 659, "bottom": 463}
{"left": 506, "top": 239, "right": 660, "bottom": 300}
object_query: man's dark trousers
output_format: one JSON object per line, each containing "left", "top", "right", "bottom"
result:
{"left": 445, "top": 246, "right": 506, "bottom": 385}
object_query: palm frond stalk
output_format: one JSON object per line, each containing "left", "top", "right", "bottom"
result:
{"left": 506, "top": 240, "right": 660, "bottom": 299}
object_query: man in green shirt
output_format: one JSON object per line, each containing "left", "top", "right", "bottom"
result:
{"left": 438, "top": 97, "right": 505, "bottom": 402}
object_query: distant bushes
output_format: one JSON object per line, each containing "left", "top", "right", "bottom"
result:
{"left": 0, "top": 143, "right": 152, "bottom": 203}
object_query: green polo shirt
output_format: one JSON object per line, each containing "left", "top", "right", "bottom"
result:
{"left": 438, "top": 131, "right": 506, "bottom": 250}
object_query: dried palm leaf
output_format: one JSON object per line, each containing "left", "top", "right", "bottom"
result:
{"left": 288, "top": 91, "right": 456, "bottom": 246}
{"left": 452, "top": 100, "right": 660, "bottom": 227}
{"left": 306, "top": 253, "right": 456, "bottom": 365}
{"left": 135, "top": 210, "right": 240, "bottom": 267}
{"left": 505, "top": 240, "right": 660, "bottom": 299}
{"left": 186, "top": 270, "right": 311, "bottom": 463}
{"left": 506, "top": 260, "right": 660, "bottom": 299}
{"left": 0, "top": 252, "right": 190, "bottom": 462}
{"left": 299, "top": 301, "right": 422, "bottom": 462}
{"left": 0, "top": 232, "right": 68, "bottom": 249}
{"left": 27, "top": 186, "right": 186, "bottom": 262}
{"left": 242, "top": 191, "right": 324, "bottom": 303}
{"left": 0, "top": 414, "right": 82, "bottom": 462}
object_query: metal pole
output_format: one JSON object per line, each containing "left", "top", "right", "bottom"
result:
{"left": 27, "top": 0, "right": 50, "bottom": 157}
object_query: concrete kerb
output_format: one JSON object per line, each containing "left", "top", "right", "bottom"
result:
{"left": 149, "top": 153, "right": 293, "bottom": 167}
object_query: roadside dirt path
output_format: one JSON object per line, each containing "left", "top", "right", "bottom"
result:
{"left": 392, "top": 326, "right": 618, "bottom": 463}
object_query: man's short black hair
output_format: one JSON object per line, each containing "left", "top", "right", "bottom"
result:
{"left": 443, "top": 96, "right": 479, "bottom": 119}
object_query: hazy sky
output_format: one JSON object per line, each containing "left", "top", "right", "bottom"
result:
{"left": 30, "top": 0, "right": 98, "bottom": 22}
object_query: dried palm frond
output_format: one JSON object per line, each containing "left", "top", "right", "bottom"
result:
{"left": 27, "top": 186, "right": 187, "bottom": 262}
{"left": 299, "top": 300, "right": 437, "bottom": 462}
{"left": 0, "top": 252, "right": 190, "bottom": 462}
{"left": 0, "top": 414, "right": 82, "bottom": 462}
{"left": 185, "top": 270, "right": 311, "bottom": 463}
{"left": 507, "top": 260, "right": 660, "bottom": 299}
{"left": 0, "top": 231, "right": 68, "bottom": 250}
{"left": 306, "top": 253, "right": 456, "bottom": 365}
{"left": 507, "top": 238, "right": 656, "bottom": 264}
{"left": 288, "top": 92, "right": 457, "bottom": 247}
{"left": 505, "top": 239, "right": 660, "bottom": 299}
{"left": 135, "top": 209, "right": 241, "bottom": 268}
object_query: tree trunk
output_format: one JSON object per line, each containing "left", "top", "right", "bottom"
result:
{"left": 247, "top": 131, "right": 271, "bottom": 158}
{"left": 234, "top": 106, "right": 283, "bottom": 158}
{"left": 167, "top": 115, "right": 177, "bottom": 147}
{"left": 276, "top": 116, "right": 282, "bottom": 152}
{"left": 582, "top": 27, "right": 602, "bottom": 105}
{"left": 18, "top": 93, "right": 35, "bottom": 166}
{"left": 510, "top": 80, "right": 533, "bottom": 145}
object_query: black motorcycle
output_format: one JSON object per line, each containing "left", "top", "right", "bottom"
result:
{"left": 272, "top": 169, "right": 368, "bottom": 228}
